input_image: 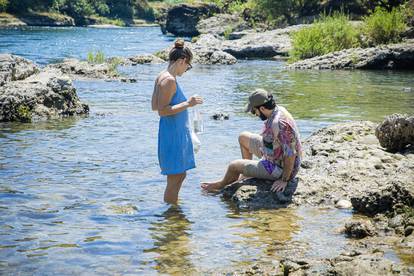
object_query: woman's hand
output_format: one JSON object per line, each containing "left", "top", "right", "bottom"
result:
{"left": 187, "top": 95, "right": 203, "bottom": 107}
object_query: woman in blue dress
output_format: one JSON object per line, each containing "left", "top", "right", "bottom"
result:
{"left": 151, "top": 39, "right": 203, "bottom": 204}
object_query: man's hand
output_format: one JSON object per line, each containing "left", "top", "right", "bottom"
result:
{"left": 271, "top": 179, "right": 288, "bottom": 193}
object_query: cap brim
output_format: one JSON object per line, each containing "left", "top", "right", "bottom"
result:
{"left": 244, "top": 102, "right": 253, "bottom": 113}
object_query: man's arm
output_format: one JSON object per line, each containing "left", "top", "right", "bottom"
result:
{"left": 271, "top": 154, "right": 295, "bottom": 192}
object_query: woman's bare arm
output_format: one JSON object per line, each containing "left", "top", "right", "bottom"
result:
{"left": 157, "top": 78, "right": 191, "bottom": 116}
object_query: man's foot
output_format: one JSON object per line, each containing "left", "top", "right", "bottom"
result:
{"left": 201, "top": 181, "right": 223, "bottom": 193}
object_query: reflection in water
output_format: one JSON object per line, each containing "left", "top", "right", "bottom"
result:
{"left": 144, "top": 206, "right": 194, "bottom": 275}
{"left": 231, "top": 209, "right": 301, "bottom": 266}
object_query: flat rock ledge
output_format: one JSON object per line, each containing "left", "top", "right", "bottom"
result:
{"left": 0, "top": 54, "right": 39, "bottom": 86}
{"left": 287, "top": 41, "right": 414, "bottom": 70}
{"left": 45, "top": 58, "right": 120, "bottom": 80}
{"left": 220, "top": 120, "right": 414, "bottom": 211}
{"left": 0, "top": 69, "right": 89, "bottom": 122}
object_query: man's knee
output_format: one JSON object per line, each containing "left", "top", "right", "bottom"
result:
{"left": 238, "top": 131, "right": 252, "bottom": 146}
{"left": 229, "top": 159, "right": 245, "bottom": 172}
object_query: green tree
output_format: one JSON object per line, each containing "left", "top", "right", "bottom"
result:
{"left": 108, "top": 0, "right": 133, "bottom": 19}
{"left": 0, "top": 0, "right": 8, "bottom": 12}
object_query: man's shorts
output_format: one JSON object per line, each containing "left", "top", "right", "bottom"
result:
{"left": 241, "top": 134, "right": 283, "bottom": 180}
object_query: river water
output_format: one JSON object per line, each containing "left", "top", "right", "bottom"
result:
{"left": 1, "top": 27, "right": 413, "bottom": 275}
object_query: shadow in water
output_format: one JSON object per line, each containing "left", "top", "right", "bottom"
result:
{"left": 143, "top": 205, "right": 195, "bottom": 274}
{"left": 0, "top": 116, "right": 84, "bottom": 134}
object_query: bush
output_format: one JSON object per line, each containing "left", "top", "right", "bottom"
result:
{"left": 363, "top": 6, "right": 408, "bottom": 45}
{"left": 87, "top": 50, "right": 105, "bottom": 64}
{"left": 0, "top": 0, "right": 8, "bottom": 12}
{"left": 289, "top": 13, "right": 361, "bottom": 62}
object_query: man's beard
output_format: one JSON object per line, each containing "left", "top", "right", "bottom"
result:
{"left": 258, "top": 111, "right": 267, "bottom": 121}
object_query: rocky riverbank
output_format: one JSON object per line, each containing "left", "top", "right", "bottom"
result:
{"left": 219, "top": 116, "right": 414, "bottom": 275}
{"left": 0, "top": 12, "right": 75, "bottom": 27}
{"left": 287, "top": 40, "right": 414, "bottom": 70}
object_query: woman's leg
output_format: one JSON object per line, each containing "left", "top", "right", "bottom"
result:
{"left": 164, "top": 172, "right": 186, "bottom": 204}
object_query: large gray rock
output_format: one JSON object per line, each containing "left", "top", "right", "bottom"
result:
{"left": 0, "top": 54, "right": 39, "bottom": 86}
{"left": 220, "top": 26, "right": 304, "bottom": 58}
{"left": 221, "top": 177, "right": 298, "bottom": 210}
{"left": 196, "top": 13, "right": 250, "bottom": 36}
{"left": 0, "top": 70, "right": 89, "bottom": 122}
{"left": 287, "top": 41, "right": 414, "bottom": 70}
{"left": 375, "top": 113, "right": 414, "bottom": 152}
{"left": 165, "top": 4, "right": 220, "bottom": 36}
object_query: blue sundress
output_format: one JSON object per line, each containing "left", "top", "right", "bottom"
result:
{"left": 158, "top": 82, "right": 195, "bottom": 175}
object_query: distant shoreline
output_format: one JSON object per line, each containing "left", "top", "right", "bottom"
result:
{"left": 0, "top": 12, "right": 158, "bottom": 29}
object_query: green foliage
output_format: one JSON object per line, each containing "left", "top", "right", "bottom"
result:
{"left": 255, "top": 0, "right": 319, "bottom": 24}
{"left": 223, "top": 25, "right": 233, "bottom": 39}
{"left": 363, "top": 6, "right": 408, "bottom": 45}
{"left": 289, "top": 13, "right": 361, "bottom": 62}
{"left": 0, "top": 0, "right": 8, "bottom": 12}
{"left": 87, "top": 51, "right": 105, "bottom": 64}
{"left": 108, "top": 57, "right": 122, "bottom": 75}
{"left": 16, "top": 105, "right": 32, "bottom": 122}
{"left": 6, "top": 0, "right": 152, "bottom": 21}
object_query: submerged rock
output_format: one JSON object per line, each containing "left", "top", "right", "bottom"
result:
{"left": 344, "top": 220, "right": 376, "bottom": 238}
{"left": 288, "top": 41, "right": 414, "bottom": 70}
{"left": 0, "top": 69, "right": 89, "bottom": 122}
{"left": 0, "top": 54, "right": 39, "bottom": 86}
{"left": 375, "top": 113, "right": 414, "bottom": 152}
{"left": 211, "top": 112, "right": 229, "bottom": 120}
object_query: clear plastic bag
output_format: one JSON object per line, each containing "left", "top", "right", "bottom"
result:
{"left": 193, "top": 106, "right": 204, "bottom": 134}
{"left": 191, "top": 130, "right": 201, "bottom": 153}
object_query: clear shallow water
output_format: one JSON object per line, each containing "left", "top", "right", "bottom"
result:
{"left": 1, "top": 27, "right": 414, "bottom": 275}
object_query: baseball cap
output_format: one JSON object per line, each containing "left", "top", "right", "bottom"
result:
{"left": 244, "top": 88, "right": 273, "bottom": 113}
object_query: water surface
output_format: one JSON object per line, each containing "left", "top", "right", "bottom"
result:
{"left": 1, "top": 27, "right": 413, "bottom": 275}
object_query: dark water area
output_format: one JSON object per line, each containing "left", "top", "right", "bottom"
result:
{"left": 1, "top": 27, "right": 414, "bottom": 275}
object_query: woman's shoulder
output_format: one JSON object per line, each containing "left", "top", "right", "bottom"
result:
{"left": 157, "top": 71, "right": 174, "bottom": 82}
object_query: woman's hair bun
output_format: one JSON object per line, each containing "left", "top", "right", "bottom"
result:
{"left": 174, "top": 39, "right": 185, "bottom": 49}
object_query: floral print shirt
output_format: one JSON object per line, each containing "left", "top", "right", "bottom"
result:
{"left": 260, "top": 106, "right": 302, "bottom": 180}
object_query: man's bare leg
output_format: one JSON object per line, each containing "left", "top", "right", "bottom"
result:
{"left": 201, "top": 160, "right": 245, "bottom": 192}
{"left": 239, "top": 131, "right": 254, "bottom": 160}
{"left": 164, "top": 172, "right": 186, "bottom": 204}
{"left": 238, "top": 132, "right": 255, "bottom": 180}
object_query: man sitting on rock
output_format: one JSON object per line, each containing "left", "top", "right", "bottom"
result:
{"left": 201, "top": 88, "right": 302, "bottom": 194}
